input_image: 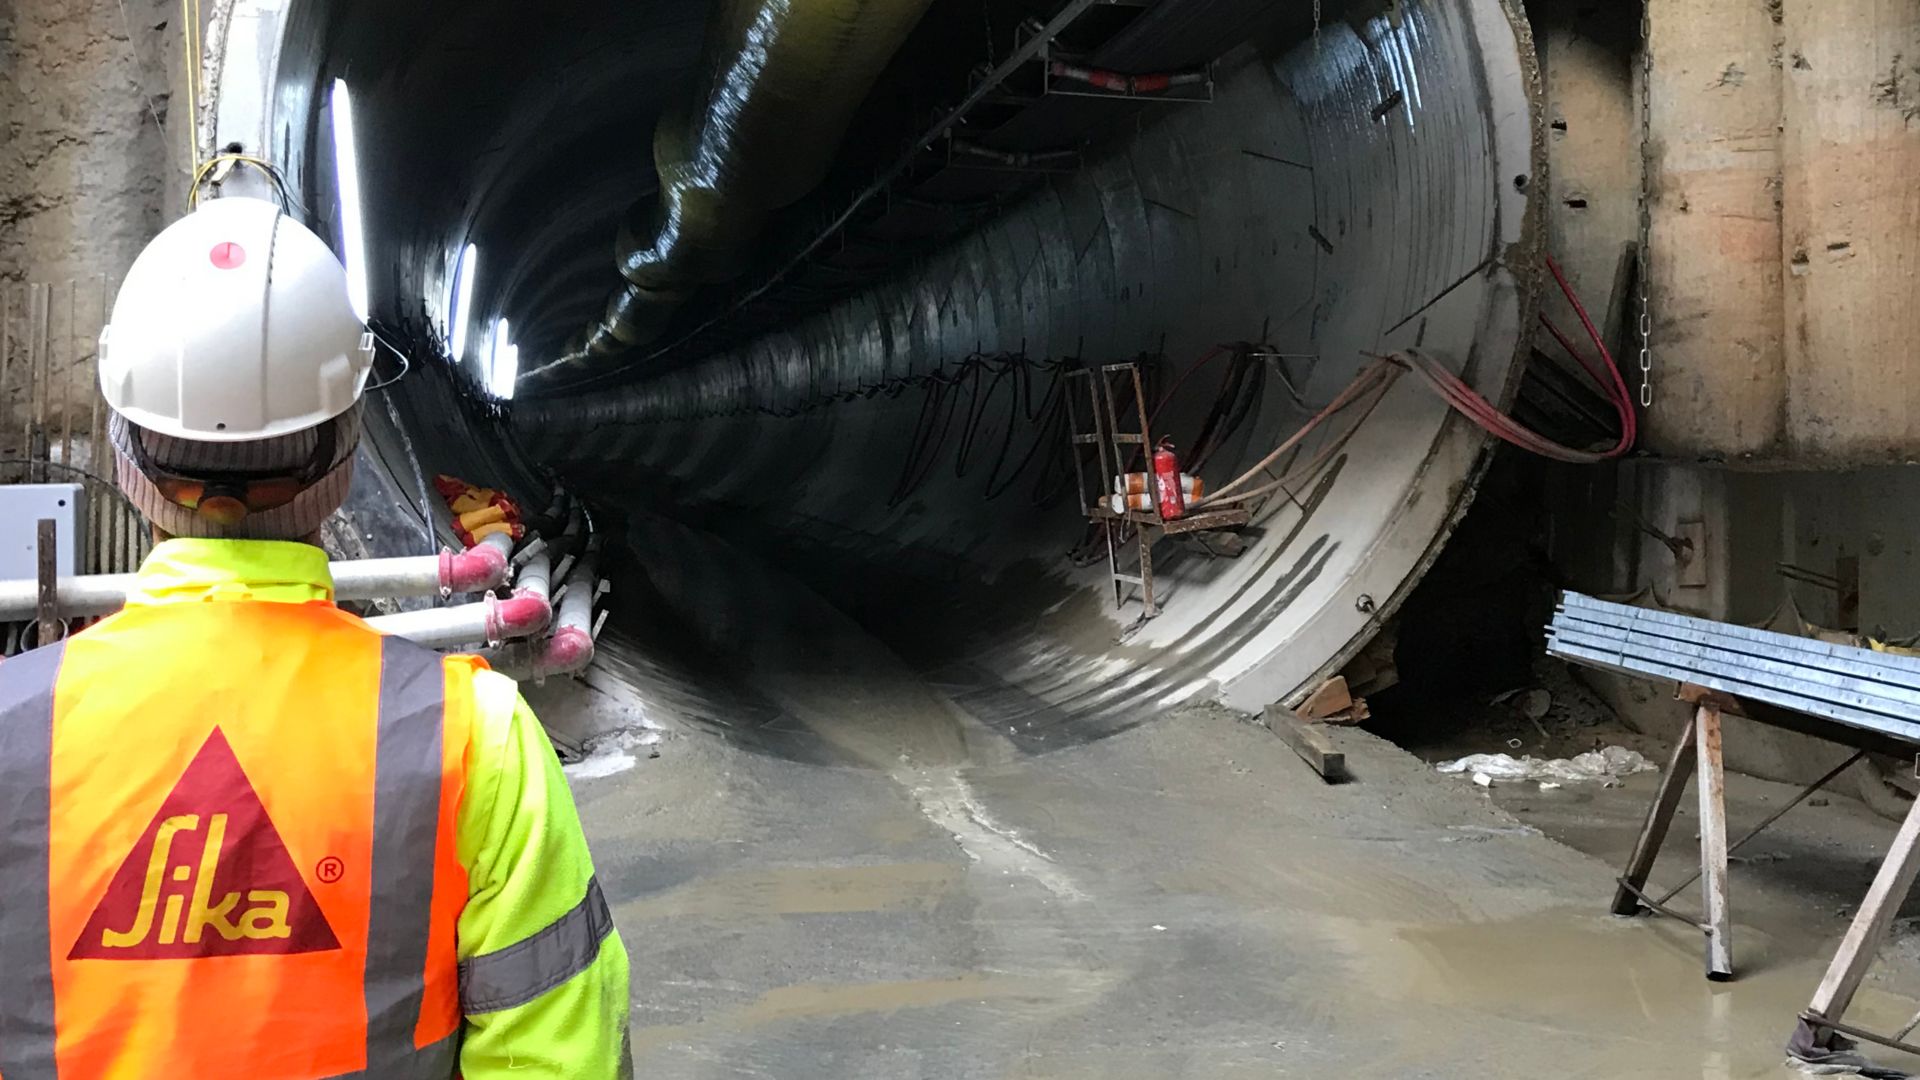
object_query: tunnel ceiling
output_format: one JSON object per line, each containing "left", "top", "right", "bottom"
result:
{"left": 294, "top": 0, "right": 709, "bottom": 363}
{"left": 290, "top": 0, "right": 1317, "bottom": 392}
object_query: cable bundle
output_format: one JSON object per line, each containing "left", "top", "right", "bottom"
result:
{"left": 1391, "top": 255, "right": 1636, "bottom": 464}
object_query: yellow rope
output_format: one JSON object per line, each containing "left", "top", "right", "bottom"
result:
{"left": 187, "top": 153, "right": 294, "bottom": 211}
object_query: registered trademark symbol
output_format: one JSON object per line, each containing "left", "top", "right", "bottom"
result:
{"left": 316, "top": 856, "right": 345, "bottom": 884}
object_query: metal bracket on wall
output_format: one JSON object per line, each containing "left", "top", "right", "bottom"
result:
{"left": 1675, "top": 519, "right": 1707, "bottom": 589}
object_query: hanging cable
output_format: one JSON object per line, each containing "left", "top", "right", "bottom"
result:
{"left": 188, "top": 153, "right": 296, "bottom": 211}
{"left": 1191, "top": 356, "right": 1401, "bottom": 509}
{"left": 1380, "top": 254, "right": 1638, "bottom": 465}
{"left": 363, "top": 319, "right": 416, "bottom": 393}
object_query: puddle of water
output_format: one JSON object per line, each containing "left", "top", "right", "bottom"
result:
{"left": 1317, "top": 906, "right": 1920, "bottom": 1076}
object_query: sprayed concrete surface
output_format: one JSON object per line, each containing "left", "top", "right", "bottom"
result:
{"left": 528, "top": 526, "right": 1920, "bottom": 1079}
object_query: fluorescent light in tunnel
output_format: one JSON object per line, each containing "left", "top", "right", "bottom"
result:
{"left": 495, "top": 343, "right": 519, "bottom": 401}
{"left": 449, "top": 243, "right": 479, "bottom": 361}
{"left": 330, "top": 79, "right": 368, "bottom": 321}
{"left": 488, "top": 317, "right": 516, "bottom": 399}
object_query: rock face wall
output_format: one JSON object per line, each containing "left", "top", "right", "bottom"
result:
{"left": 0, "top": 0, "right": 171, "bottom": 284}
{"left": 0, "top": 0, "right": 171, "bottom": 458}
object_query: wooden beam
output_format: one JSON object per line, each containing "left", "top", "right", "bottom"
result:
{"left": 35, "top": 518, "right": 57, "bottom": 648}
{"left": 1696, "top": 703, "right": 1734, "bottom": 980}
{"left": 1806, "top": 789, "right": 1920, "bottom": 1041}
{"left": 1265, "top": 706, "right": 1347, "bottom": 783}
{"left": 1612, "top": 711, "right": 1700, "bottom": 916}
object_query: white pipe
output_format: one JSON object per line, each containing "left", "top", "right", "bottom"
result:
{"left": 0, "top": 531, "right": 517, "bottom": 620}
{"left": 365, "top": 546, "right": 555, "bottom": 650}
{"left": 515, "top": 550, "right": 553, "bottom": 602}
{"left": 552, "top": 547, "right": 596, "bottom": 638}
{"left": 364, "top": 588, "right": 552, "bottom": 650}
{"left": 365, "top": 604, "right": 498, "bottom": 650}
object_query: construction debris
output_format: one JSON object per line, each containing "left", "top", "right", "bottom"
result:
{"left": 1297, "top": 675, "right": 1371, "bottom": 726}
{"left": 1435, "top": 746, "right": 1657, "bottom": 786}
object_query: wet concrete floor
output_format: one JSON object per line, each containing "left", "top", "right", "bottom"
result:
{"left": 527, "top": 523, "right": 1920, "bottom": 1078}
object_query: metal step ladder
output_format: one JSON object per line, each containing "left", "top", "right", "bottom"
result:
{"left": 1064, "top": 361, "right": 1248, "bottom": 619}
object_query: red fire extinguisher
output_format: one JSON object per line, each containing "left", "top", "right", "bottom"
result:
{"left": 1153, "top": 437, "right": 1186, "bottom": 521}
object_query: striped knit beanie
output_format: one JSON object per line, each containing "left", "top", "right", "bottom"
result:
{"left": 110, "top": 405, "right": 360, "bottom": 540}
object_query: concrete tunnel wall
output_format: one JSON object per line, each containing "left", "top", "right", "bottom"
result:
{"left": 227, "top": 0, "right": 1543, "bottom": 732}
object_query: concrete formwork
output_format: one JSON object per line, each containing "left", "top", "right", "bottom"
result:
{"left": 1781, "top": 0, "right": 1920, "bottom": 463}
{"left": 1640, "top": 0, "right": 1920, "bottom": 465}
{"left": 1642, "top": 0, "right": 1786, "bottom": 461}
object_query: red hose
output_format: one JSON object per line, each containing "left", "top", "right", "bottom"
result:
{"left": 1390, "top": 254, "right": 1636, "bottom": 464}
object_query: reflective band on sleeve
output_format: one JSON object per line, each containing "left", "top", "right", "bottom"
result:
{"left": 361, "top": 637, "right": 448, "bottom": 1073}
{"left": 459, "top": 877, "right": 614, "bottom": 1015}
{"left": 0, "top": 643, "right": 66, "bottom": 1079}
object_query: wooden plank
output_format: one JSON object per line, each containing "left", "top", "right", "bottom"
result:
{"left": 36, "top": 518, "right": 58, "bottom": 648}
{"left": 1264, "top": 706, "right": 1347, "bottom": 783}
{"left": 1161, "top": 508, "right": 1251, "bottom": 535}
{"left": 1806, "top": 789, "right": 1920, "bottom": 1038}
{"left": 1611, "top": 711, "right": 1700, "bottom": 916}
{"left": 1696, "top": 703, "right": 1734, "bottom": 980}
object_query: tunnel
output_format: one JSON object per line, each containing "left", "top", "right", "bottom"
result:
{"left": 222, "top": 0, "right": 1540, "bottom": 761}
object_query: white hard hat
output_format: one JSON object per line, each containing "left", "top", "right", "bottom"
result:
{"left": 99, "top": 197, "right": 375, "bottom": 442}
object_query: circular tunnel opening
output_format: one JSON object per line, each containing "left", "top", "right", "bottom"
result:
{"left": 241, "top": 0, "right": 1541, "bottom": 764}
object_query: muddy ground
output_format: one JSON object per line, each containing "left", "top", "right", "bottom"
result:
{"left": 532, "top": 606, "right": 1920, "bottom": 1080}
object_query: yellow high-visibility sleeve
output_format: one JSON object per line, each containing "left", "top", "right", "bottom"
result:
{"left": 455, "top": 670, "right": 631, "bottom": 1078}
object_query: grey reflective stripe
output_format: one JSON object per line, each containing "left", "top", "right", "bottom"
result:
{"left": 362, "top": 636, "right": 451, "bottom": 1075}
{"left": 323, "top": 1031, "right": 458, "bottom": 1080}
{"left": 460, "top": 877, "right": 614, "bottom": 1014}
{"left": 0, "top": 642, "right": 67, "bottom": 1079}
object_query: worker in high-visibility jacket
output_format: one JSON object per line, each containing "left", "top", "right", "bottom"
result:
{"left": 0, "top": 197, "right": 632, "bottom": 1078}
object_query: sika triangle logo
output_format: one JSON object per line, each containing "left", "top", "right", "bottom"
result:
{"left": 70, "top": 727, "right": 341, "bottom": 959}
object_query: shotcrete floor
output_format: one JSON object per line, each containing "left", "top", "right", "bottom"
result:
{"left": 522, "top": 523, "right": 1920, "bottom": 1078}
{"left": 552, "top": 699, "right": 1920, "bottom": 1079}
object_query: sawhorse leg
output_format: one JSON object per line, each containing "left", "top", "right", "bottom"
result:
{"left": 1696, "top": 702, "right": 1734, "bottom": 980}
{"left": 1799, "top": 789, "right": 1920, "bottom": 1051}
{"left": 1609, "top": 702, "right": 1734, "bottom": 979}
{"left": 1612, "top": 711, "right": 1699, "bottom": 916}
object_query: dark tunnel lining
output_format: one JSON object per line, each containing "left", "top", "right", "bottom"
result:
{"left": 230, "top": 0, "right": 1542, "bottom": 749}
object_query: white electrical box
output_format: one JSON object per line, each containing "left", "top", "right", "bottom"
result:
{"left": 0, "top": 484, "right": 86, "bottom": 581}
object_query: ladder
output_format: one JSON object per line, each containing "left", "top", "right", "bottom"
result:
{"left": 1065, "top": 363, "right": 1156, "bottom": 614}
{"left": 1064, "top": 362, "right": 1249, "bottom": 619}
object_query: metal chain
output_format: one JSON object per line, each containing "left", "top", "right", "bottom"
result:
{"left": 1636, "top": 0, "right": 1654, "bottom": 408}
{"left": 1313, "top": 0, "right": 1322, "bottom": 51}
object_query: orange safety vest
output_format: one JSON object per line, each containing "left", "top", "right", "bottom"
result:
{"left": 0, "top": 597, "right": 475, "bottom": 1078}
